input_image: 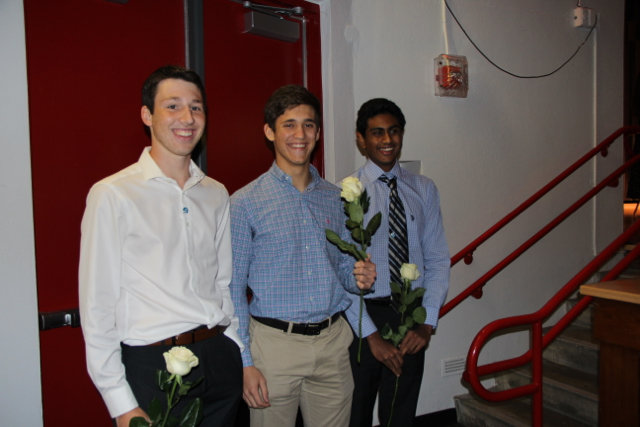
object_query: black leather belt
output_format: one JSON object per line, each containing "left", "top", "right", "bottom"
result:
{"left": 252, "top": 312, "right": 342, "bottom": 336}
{"left": 148, "top": 325, "right": 226, "bottom": 346}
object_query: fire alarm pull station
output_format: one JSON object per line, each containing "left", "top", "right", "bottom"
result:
{"left": 434, "top": 54, "right": 468, "bottom": 98}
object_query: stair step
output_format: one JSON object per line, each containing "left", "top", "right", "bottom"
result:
{"left": 495, "top": 361, "right": 598, "bottom": 426}
{"left": 543, "top": 325, "right": 599, "bottom": 375}
{"left": 598, "top": 266, "right": 640, "bottom": 281}
{"left": 455, "top": 391, "right": 591, "bottom": 427}
{"left": 565, "top": 298, "right": 593, "bottom": 329}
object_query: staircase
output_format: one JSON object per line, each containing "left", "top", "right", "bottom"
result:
{"left": 454, "top": 262, "right": 640, "bottom": 427}
{"left": 454, "top": 297, "right": 598, "bottom": 427}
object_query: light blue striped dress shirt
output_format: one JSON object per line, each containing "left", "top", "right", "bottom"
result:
{"left": 343, "top": 159, "right": 450, "bottom": 337}
{"left": 230, "top": 162, "right": 361, "bottom": 367}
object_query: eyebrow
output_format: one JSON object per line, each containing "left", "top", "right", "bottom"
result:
{"left": 282, "top": 118, "right": 316, "bottom": 123}
{"left": 160, "top": 97, "right": 203, "bottom": 103}
{"left": 369, "top": 125, "right": 400, "bottom": 132}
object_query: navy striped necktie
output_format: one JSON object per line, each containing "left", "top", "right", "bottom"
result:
{"left": 379, "top": 175, "right": 408, "bottom": 286}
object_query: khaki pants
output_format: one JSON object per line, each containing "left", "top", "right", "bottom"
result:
{"left": 249, "top": 316, "right": 354, "bottom": 427}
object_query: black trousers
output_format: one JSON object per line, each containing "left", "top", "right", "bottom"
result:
{"left": 349, "top": 302, "right": 425, "bottom": 427}
{"left": 120, "top": 332, "right": 243, "bottom": 427}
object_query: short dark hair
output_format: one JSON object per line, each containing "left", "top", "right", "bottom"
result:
{"left": 141, "top": 65, "right": 207, "bottom": 115}
{"left": 356, "top": 98, "right": 406, "bottom": 136}
{"left": 264, "top": 85, "right": 322, "bottom": 131}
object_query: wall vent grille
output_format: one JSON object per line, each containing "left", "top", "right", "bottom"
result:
{"left": 441, "top": 356, "right": 466, "bottom": 377}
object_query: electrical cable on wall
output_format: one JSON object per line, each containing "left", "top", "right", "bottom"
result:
{"left": 444, "top": 0, "right": 598, "bottom": 79}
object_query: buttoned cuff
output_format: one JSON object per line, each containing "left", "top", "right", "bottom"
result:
{"left": 103, "top": 384, "right": 138, "bottom": 419}
{"left": 425, "top": 305, "right": 440, "bottom": 329}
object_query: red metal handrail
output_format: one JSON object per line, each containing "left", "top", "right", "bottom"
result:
{"left": 442, "top": 126, "right": 640, "bottom": 316}
{"left": 439, "top": 125, "right": 640, "bottom": 427}
{"left": 463, "top": 221, "right": 640, "bottom": 426}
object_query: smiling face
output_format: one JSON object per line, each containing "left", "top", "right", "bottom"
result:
{"left": 264, "top": 104, "right": 320, "bottom": 175}
{"left": 357, "top": 113, "right": 404, "bottom": 172}
{"left": 141, "top": 78, "right": 205, "bottom": 161}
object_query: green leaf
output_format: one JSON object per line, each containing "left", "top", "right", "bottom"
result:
{"left": 404, "top": 316, "right": 415, "bottom": 327}
{"left": 325, "top": 229, "right": 344, "bottom": 246}
{"left": 390, "top": 282, "right": 402, "bottom": 294}
{"left": 391, "top": 334, "right": 402, "bottom": 347}
{"left": 179, "top": 382, "right": 191, "bottom": 396}
{"left": 346, "top": 219, "right": 359, "bottom": 229}
{"left": 156, "top": 370, "right": 171, "bottom": 391}
{"left": 129, "top": 417, "right": 150, "bottom": 427}
{"left": 351, "top": 228, "right": 363, "bottom": 243}
{"left": 413, "top": 307, "right": 427, "bottom": 324}
{"left": 179, "top": 398, "right": 203, "bottom": 427}
{"left": 365, "top": 212, "right": 382, "bottom": 236}
{"left": 348, "top": 203, "right": 364, "bottom": 223}
{"left": 381, "top": 324, "right": 393, "bottom": 339}
{"left": 403, "top": 293, "right": 416, "bottom": 305}
{"left": 398, "top": 325, "right": 407, "bottom": 338}
{"left": 412, "top": 288, "right": 426, "bottom": 298}
{"left": 356, "top": 250, "right": 368, "bottom": 261}
{"left": 165, "top": 415, "right": 179, "bottom": 427}
{"left": 360, "top": 189, "right": 370, "bottom": 212}
{"left": 147, "top": 398, "right": 163, "bottom": 424}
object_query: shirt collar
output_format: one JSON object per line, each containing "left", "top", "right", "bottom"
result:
{"left": 362, "top": 159, "right": 403, "bottom": 183}
{"left": 139, "top": 147, "right": 205, "bottom": 183}
{"left": 269, "top": 161, "right": 322, "bottom": 191}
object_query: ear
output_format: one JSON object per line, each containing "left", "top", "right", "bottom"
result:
{"left": 356, "top": 132, "right": 366, "bottom": 149}
{"left": 141, "top": 106, "right": 153, "bottom": 127}
{"left": 264, "top": 123, "right": 275, "bottom": 141}
{"left": 315, "top": 127, "right": 321, "bottom": 142}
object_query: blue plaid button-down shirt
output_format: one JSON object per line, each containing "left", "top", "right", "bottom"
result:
{"left": 343, "top": 160, "right": 450, "bottom": 337}
{"left": 230, "top": 163, "right": 361, "bottom": 367}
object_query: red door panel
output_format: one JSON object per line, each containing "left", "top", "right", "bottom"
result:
{"left": 24, "top": 0, "right": 185, "bottom": 424}
{"left": 25, "top": 0, "right": 322, "bottom": 425}
{"left": 203, "top": 0, "right": 323, "bottom": 194}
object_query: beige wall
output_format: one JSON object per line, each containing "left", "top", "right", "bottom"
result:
{"left": 317, "top": 0, "right": 624, "bottom": 421}
{"left": 0, "top": 1, "right": 42, "bottom": 426}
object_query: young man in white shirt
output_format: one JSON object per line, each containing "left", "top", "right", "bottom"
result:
{"left": 79, "top": 65, "right": 243, "bottom": 427}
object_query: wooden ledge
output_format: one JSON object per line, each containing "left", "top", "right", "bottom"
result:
{"left": 580, "top": 278, "right": 640, "bottom": 305}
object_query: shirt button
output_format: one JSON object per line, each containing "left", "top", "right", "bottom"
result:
{"left": 305, "top": 246, "right": 309, "bottom": 250}
{"left": 303, "top": 220, "right": 307, "bottom": 224}
{"left": 183, "top": 207, "right": 189, "bottom": 213}
{"left": 310, "top": 296, "right": 314, "bottom": 301}
{"left": 308, "top": 271, "right": 312, "bottom": 275}
{"left": 390, "top": 232, "right": 396, "bottom": 238}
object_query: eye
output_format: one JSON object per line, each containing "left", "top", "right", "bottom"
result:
{"left": 167, "top": 105, "right": 178, "bottom": 110}
{"left": 191, "top": 106, "right": 202, "bottom": 111}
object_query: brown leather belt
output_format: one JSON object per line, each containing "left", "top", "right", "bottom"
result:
{"left": 148, "top": 325, "right": 226, "bottom": 346}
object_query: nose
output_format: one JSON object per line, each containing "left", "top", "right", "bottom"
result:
{"left": 294, "top": 124, "right": 305, "bottom": 138}
{"left": 180, "top": 108, "right": 195, "bottom": 124}
{"left": 382, "top": 131, "right": 391, "bottom": 143}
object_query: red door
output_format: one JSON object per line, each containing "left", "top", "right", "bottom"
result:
{"left": 203, "top": 0, "right": 323, "bottom": 193}
{"left": 24, "top": 0, "right": 321, "bottom": 425}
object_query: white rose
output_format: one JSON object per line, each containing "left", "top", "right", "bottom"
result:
{"left": 163, "top": 346, "right": 199, "bottom": 376}
{"left": 400, "top": 263, "right": 421, "bottom": 281}
{"left": 341, "top": 177, "right": 364, "bottom": 202}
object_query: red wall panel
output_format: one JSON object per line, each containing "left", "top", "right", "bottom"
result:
{"left": 24, "top": 0, "right": 185, "bottom": 424}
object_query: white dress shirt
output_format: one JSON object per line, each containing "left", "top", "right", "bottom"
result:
{"left": 79, "top": 147, "right": 242, "bottom": 418}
